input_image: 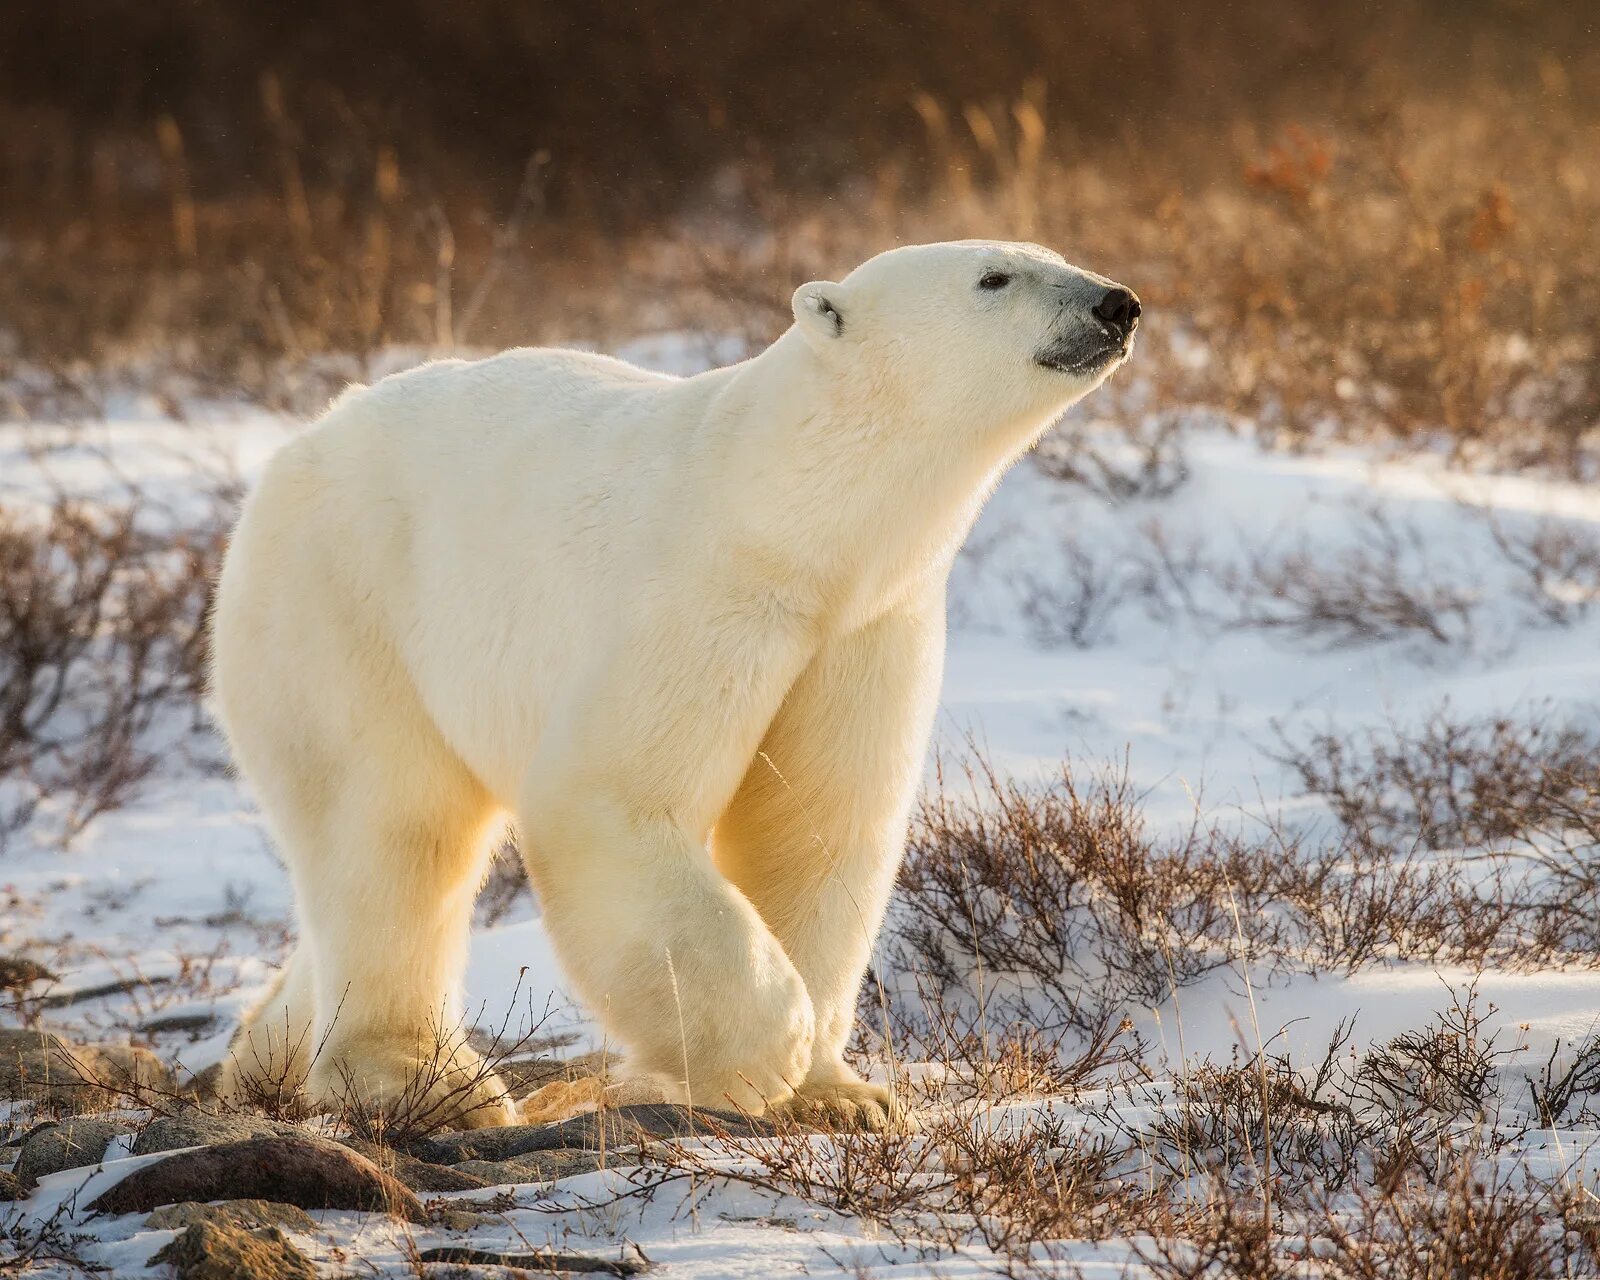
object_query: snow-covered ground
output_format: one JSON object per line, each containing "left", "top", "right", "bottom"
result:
{"left": 4, "top": 346, "right": 1600, "bottom": 1275}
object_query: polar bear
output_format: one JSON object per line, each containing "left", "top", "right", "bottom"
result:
{"left": 211, "top": 240, "right": 1139, "bottom": 1129}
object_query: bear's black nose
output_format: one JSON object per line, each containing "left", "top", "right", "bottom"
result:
{"left": 1092, "top": 286, "right": 1141, "bottom": 337}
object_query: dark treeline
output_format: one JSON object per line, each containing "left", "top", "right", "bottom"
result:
{"left": 1, "top": 0, "right": 1593, "bottom": 225}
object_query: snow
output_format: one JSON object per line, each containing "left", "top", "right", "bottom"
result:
{"left": 4, "top": 346, "right": 1600, "bottom": 1274}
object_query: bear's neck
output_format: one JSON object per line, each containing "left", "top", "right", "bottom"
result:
{"left": 708, "top": 330, "right": 1047, "bottom": 625}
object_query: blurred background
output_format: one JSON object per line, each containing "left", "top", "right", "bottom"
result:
{"left": 1, "top": 0, "right": 1596, "bottom": 468}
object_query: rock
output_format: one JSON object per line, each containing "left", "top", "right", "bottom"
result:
{"left": 38, "top": 973, "right": 172, "bottom": 1009}
{"left": 183, "top": 1062, "right": 223, "bottom": 1102}
{"left": 0, "top": 1027, "right": 111, "bottom": 1109}
{"left": 417, "top": 1246, "right": 649, "bottom": 1275}
{"left": 14, "top": 1116, "right": 136, "bottom": 1185}
{"left": 145, "top": 1199, "right": 318, "bottom": 1233}
{"left": 132, "top": 1112, "right": 299, "bottom": 1156}
{"left": 393, "top": 1155, "right": 489, "bottom": 1193}
{"left": 409, "top": 1103, "right": 778, "bottom": 1165}
{"left": 430, "top": 1207, "right": 498, "bottom": 1232}
{"left": 0, "top": 1170, "right": 23, "bottom": 1201}
{"left": 93, "top": 1043, "right": 171, "bottom": 1091}
{"left": 139, "top": 1012, "right": 217, "bottom": 1035}
{"left": 0, "top": 1027, "right": 171, "bottom": 1110}
{"left": 87, "top": 1135, "right": 425, "bottom": 1222}
{"left": 453, "top": 1149, "right": 605, "bottom": 1185}
{"left": 340, "top": 1137, "right": 489, "bottom": 1193}
{"left": 149, "top": 1220, "right": 316, "bottom": 1280}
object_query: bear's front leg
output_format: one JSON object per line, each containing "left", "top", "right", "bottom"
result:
{"left": 522, "top": 782, "right": 817, "bottom": 1110}
{"left": 518, "top": 613, "right": 823, "bottom": 1111}
{"left": 714, "top": 595, "right": 947, "bottom": 1130}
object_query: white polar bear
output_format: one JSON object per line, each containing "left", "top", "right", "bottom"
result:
{"left": 211, "top": 240, "right": 1139, "bottom": 1129}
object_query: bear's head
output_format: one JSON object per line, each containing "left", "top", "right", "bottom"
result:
{"left": 791, "top": 240, "right": 1139, "bottom": 445}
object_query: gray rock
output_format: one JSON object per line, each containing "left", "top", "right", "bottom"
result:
{"left": 97, "top": 1042, "right": 172, "bottom": 1086}
{"left": 340, "top": 1136, "right": 489, "bottom": 1192}
{"left": 0, "top": 1170, "right": 23, "bottom": 1201}
{"left": 38, "top": 973, "right": 173, "bottom": 1008}
{"left": 88, "top": 1135, "right": 426, "bottom": 1221}
{"left": 149, "top": 1220, "right": 316, "bottom": 1280}
{"left": 14, "top": 1116, "right": 137, "bottom": 1185}
{"left": 0, "top": 1027, "right": 108, "bottom": 1109}
{"left": 409, "top": 1103, "right": 778, "bottom": 1165}
{"left": 0, "top": 1027, "right": 171, "bottom": 1110}
{"left": 145, "top": 1198, "right": 318, "bottom": 1233}
{"left": 184, "top": 1061, "right": 223, "bottom": 1101}
{"left": 430, "top": 1206, "right": 499, "bottom": 1231}
{"left": 132, "top": 1112, "right": 299, "bottom": 1156}
{"left": 139, "top": 1011, "right": 217, "bottom": 1035}
{"left": 395, "top": 1156, "right": 489, "bottom": 1192}
{"left": 453, "top": 1149, "right": 606, "bottom": 1185}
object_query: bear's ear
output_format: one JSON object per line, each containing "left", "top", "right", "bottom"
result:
{"left": 792, "top": 280, "right": 848, "bottom": 348}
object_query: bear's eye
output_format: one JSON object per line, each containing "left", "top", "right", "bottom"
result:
{"left": 978, "top": 271, "right": 1012, "bottom": 291}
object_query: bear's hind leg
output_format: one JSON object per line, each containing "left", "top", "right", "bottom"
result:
{"left": 219, "top": 946, "right": 317, "bottom": 1112}
{"left": 295, "top": 745, "right": 516, "bottom": 1131}
{"left": 218, "top": 645, "right": 513, "bottom": 1127}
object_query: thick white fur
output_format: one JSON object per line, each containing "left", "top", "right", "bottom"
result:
{"left": 212, "top": 240, "right": 1133, "bottom": 1128}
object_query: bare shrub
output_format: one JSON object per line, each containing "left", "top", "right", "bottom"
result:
{"left": 0, "top": 490, "right": 228, "bottom": 846}
{"left": 1276, "top": 706, "right": 1600, "bottom": 867}
{"left": 1229, "top": 506, "right": 1477, "bottom": 650}
{"left": 1348, "top": 987, "right": 1522, "bottom": 1180}
{"left": 1127, "top": 519, "right": 1221, "bottom": 628}
{"left": 1135, "top": 1163, "right": 1586, "bottom": 1280}
{"left": 1529, "top": 1034, "right": 1600, "bottom": 1128}
{"left": 647, "top": 1098, "right": 1159, "bottom": 1266}
{"left": 1481, "top": 510, "right": 1600, "bottom": 626}
{"left": 873, "top": 970, "right": 1134, "bottom": 1111}
{"left": 1138, "top": 993, "right": 1518, "bottom": 1205}
{"left": 1012, "top": 532, "right": 1138, "bottom": 650}
{"left": 1145, "top": 1023, "right": 1365, "bottom": 1201}
{"left": 1031, "top": 415, "right": 1191, "bottom": 504}
{"left": 1252, "top": 812, "right": 1552, "bottom": 973}
{"left": 1314, "top": 1164, "right": 1573, "bottom": 1280}
{"left": 637, "top": 981, "right": 1586, "bottom": 1276}
{"left": 1269, "top": 708, "right": 1600, "bottom": 966}
{"left": 890, "top": 723, "right": 1600, "bottom": 1050}
{"left": 889, "top": 754, "right": 1285, "bottom": 1068}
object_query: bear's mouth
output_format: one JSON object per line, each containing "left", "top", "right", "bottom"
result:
{"left": 1035, "top": 335, "right": 1134, "bottom": 377}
